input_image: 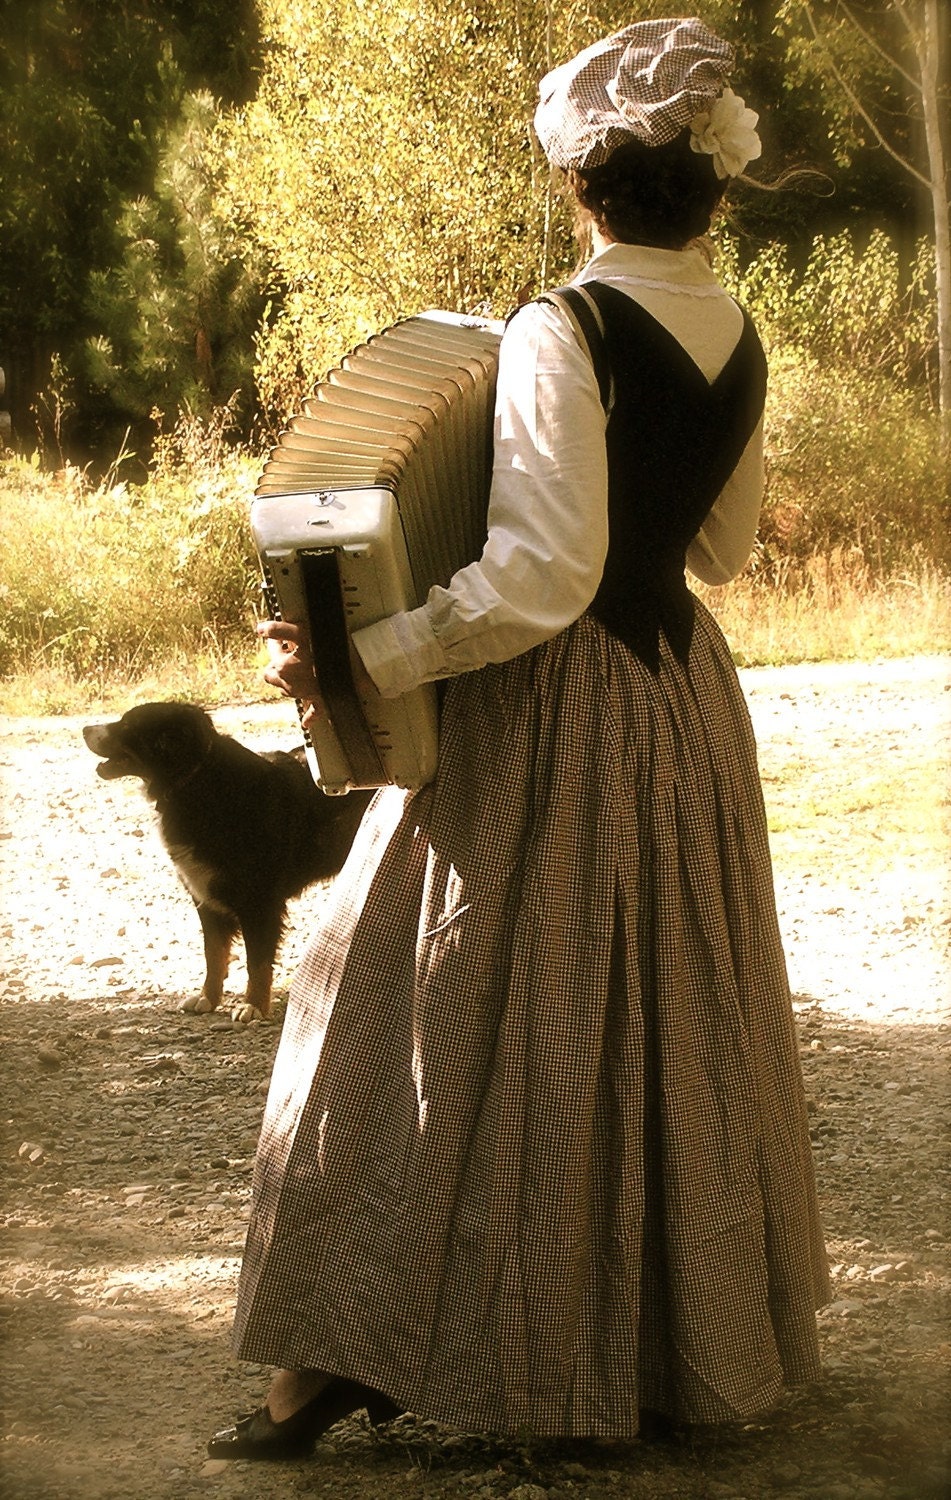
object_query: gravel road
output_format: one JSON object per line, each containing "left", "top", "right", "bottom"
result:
{"left": 1, "top": 655, "right": 948, "bottom": 1500}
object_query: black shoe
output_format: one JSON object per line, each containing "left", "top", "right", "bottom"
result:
{"left": 207, "top": 1378, "right": 401, "bottom": 1461}
{"left": 638, "top": 1407, "right": 677, "bottom": 1442}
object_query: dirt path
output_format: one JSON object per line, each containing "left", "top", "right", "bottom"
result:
{"left": 1, "top": 656, "right": 948, "bottom": 1500}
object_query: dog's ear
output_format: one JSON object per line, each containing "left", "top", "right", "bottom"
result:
{"left": 154, "top": 726, "right": 189, "bottom": 764}
{"left": 150, "top": 714, "right": 215, "bottom": 774}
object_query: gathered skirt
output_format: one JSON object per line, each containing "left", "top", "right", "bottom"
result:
{"left": 232, "top": 605, "right": 829, "bottom": 1437}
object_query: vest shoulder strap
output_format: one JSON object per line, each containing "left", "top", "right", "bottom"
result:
{"left": 537, "top": 284, "right": 612, "bottom": 412}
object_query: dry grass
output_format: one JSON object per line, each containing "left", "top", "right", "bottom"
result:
{"left": 698, "top": 550, "right": 951, "bottom": 667}
{"left": 0, "top": 447, "right": 261, "bottom": 715}
{"left": 0, "top": 643, "right": 264, "bottom": 717}
{"left": 1, "top": 562, "right": 947, "bottom": 717}
{"left": 1, "top": 444, "right": 948, "bottom": 717}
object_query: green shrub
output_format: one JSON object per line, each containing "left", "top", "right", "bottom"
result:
{"left": 711, "top": 230, "right": 946, "bottom": 581}
{"left": 719, "top": 230, "right": 937, "bottom": 393}
{"left": 0, "top": 427, "right": 260, "bottom": 683}
{"left": 757, "top": 350, "right": 948, "bottom": 579}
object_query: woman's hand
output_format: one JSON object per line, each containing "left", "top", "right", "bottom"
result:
{"left": 257, "top": 620, "right": 322, "bottom": 709}
{"left": 257, "top": 619, "right": 380, "bottom": 732}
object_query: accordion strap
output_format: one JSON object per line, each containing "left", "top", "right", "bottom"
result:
{"left": 298, "top": 549, "right": 386, "bottom": 786}
{"left": 538, "top": 284, "right": 612, "bottom": 412}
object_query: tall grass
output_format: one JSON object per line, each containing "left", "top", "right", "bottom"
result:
{"left": 2, "top": 431, "right": 945, "bottom": 716}
{"left": 697, "top": 551, "right": 950, "bottom": 667}
{"left": 2, "top": 226, "right": 949, "bottom": 715}
{"left": 0, "top": 412, "right": 265, "bottom": 714}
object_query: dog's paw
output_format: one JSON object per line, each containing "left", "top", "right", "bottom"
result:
{"left": 230, "top": 1002, "right": 270, "bottom": 1026}
{"left": 180, "top": 994, "right": 220, "bottom": 1015}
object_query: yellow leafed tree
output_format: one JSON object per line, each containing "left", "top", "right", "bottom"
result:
{"left": 217, "top": 0, "right": 638, "bottom": 426}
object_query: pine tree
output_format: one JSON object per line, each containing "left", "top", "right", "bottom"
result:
{"left": 83, "top": 91, "right": 268, "bottom": 436}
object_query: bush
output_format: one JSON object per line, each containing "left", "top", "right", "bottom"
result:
{"left": 0, "top": 410, "right": 260, "bottom": 685}
{"left": 719, "top": 229, "right": 937, "bottom": 395}
{"left": 757, "top": 351, "right": 948, "bottom": 579}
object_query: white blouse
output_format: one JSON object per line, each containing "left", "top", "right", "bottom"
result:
{"left": 352, "top": 241, "right": 765, "bottom": 700}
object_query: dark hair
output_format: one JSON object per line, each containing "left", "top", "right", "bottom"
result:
{"left": 572, "top": 127, "right": 726, "bottom": 249}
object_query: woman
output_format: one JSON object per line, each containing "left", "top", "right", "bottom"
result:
{"left": 209, "top": 17, "right": 829, "bottom": 1459}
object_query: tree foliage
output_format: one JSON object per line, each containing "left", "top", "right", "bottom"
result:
{"left": 219, "top": 0, "right": 928, "bottom": 427}
{"left": 1, "top": 0, "right": 941, "bottom": 458}
{"left": 778, "top": 0, "right": 949, "bottom": 424}
{"left": 223, "top": 0, "right": 567, "bottom": 423}
{"left": 0, "top": 0, "right": 262, "bottom": 456}
{"left": 83, "top": 92, "right": 268, "bottom": 431}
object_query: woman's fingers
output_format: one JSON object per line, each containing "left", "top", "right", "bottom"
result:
{"left": 264, "top": 658, "right": 321, "bottom": 697}
{"left": 257, "top": 619, "right": 304, "bottom": 648}
{"left": 257, "top": 618, "right": 320, "bottom": 698}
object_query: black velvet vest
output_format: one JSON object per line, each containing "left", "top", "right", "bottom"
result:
{"left": 554, "top": 281, "right": 767, "bottom": 673}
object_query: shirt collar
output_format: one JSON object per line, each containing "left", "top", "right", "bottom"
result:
{"left": 574, "top": 239, "right": 721, "bottom": 290}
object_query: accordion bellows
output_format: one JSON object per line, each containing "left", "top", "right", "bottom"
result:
{"left": 250, "top": 310, "right": 504, "bottom": 794}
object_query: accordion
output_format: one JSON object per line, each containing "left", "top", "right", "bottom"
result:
{"left": 250, "top": 309, "right": 504, "bottom": 794}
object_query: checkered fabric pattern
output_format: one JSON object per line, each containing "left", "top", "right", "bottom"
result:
{"left": 231, "top": 606, "right": 830, "bottom": 1437}
{"left": 534, "top": 17, "right": 735, "bottom": 171}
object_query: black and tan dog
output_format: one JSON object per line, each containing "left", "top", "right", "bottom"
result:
{"left": 83, "top": 702, "right": 373, "bottom": 1022}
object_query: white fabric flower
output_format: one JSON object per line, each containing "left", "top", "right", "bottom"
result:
{"left": 689, "top": 88, "right": 762, "bottom": 179}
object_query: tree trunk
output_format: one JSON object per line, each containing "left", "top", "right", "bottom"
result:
{"left": 918, "top": 0, "right": 949, "bottom": 438}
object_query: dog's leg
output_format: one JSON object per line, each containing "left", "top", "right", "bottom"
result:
{"left": 229, "top": 906, "right": 285, "bottom": 1024}
{"left": 238, "top": 956, "right": 274, "bottom": 1025}
{"left": 180, "top": 905, "right": 238, "bottom": 1015}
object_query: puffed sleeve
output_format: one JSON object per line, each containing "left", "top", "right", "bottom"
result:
{"left": 687, "top": 415, "right": 765, "bottom": 584}
{"left": 352, "top": 299, "right": 609, "bottom": 698}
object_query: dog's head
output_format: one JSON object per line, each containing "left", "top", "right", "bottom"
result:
{"left": 83, "top": 702, "right": 219, "bottom": 792}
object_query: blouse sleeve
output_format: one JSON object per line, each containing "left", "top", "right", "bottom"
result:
{"left": 351, "top": 300, "right": 609, "bottom": 699}
{"left": 686, "top": 415, "right": 765, "bottom": 585}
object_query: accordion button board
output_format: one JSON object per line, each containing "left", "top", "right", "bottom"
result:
{"left": 250, "top": 309, "right": 504, "bottom": 794}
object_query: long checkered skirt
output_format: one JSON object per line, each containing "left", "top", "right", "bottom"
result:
{"left": 232, "top": 606, "right": 829, "bottom": 1437}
